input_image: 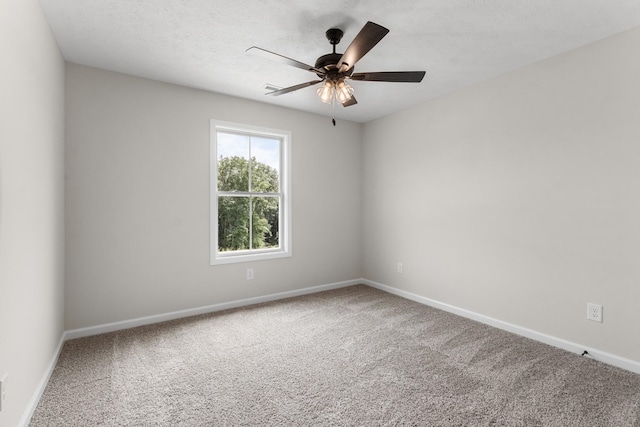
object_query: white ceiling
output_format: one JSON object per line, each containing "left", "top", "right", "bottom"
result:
{"left": 39, "top": 0, "right": 640, "bottom": 123}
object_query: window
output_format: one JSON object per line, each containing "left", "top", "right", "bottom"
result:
{"left": 210, "top": 120, "right": 291, "bottom": 265}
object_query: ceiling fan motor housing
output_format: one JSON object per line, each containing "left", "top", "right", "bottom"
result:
{"left": 314, "top": 53, "right": 354, "bottom": 78}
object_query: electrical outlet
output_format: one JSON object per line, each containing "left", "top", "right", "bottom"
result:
{"left": 0, "top": 372, "right": 7, "bottom": 412}
{"left": 246, "top": 268, "right": 254, "bottom": 280}
{"left": 587, "top": 303, "right": 603, "bottom": 323}
{"left": 397, "top": 262, "right": 403, "bottom": 274}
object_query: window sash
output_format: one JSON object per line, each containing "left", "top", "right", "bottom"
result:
{"left": 217, "top": 193, "right": 281, "bottom": 253}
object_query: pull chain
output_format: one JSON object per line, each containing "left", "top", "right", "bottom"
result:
{"left": 331, "top": 97, "right": 336, "bottom": 126}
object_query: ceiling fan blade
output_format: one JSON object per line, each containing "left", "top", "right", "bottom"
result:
{"left": 350, "top": 71, "right": 426, "bottom": 82}
{"left": 266, "top": 80, "right": 323, "bottom": 96}
{"left": 247, "top": 46, "right": 326, "bottom": 75}
{"left": 342, "top": 95, "right": 358, "bottom": 107}
{"left": 337, "top": 22, "right": 389, "bottom": 73}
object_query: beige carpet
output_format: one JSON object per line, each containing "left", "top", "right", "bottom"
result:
{"left": 31, "top": 285, "right": 640, "bottom": 426}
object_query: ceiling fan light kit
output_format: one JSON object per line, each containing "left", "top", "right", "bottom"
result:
{"left": 317, "top": 79, "right": 354, "bottom": 104}
{"left": 247, "top": 21, "right": 426, "bottom": 115}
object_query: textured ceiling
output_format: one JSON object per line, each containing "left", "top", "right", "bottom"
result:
{"left": 39, "top": 0, "right": 640, "bottom": 123}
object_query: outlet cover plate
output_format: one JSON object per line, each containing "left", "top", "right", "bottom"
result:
{"left": 0, "top": 372, "right": 7, "bottom": 412}
{"left": 587, "top": 303, "right": 603, "bottom": 322}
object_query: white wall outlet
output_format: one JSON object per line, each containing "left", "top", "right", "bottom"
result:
{"left": 0, "top": 372, "right": 7, "bottom": 412}
{"left": 397, "top": 262, "right": 403, "bottom": 274}
{"left": 587, "top": 303, "right": 603, "bottom": 323}
{"left": 246, "top": 268, "right": 254, "bottom": 280}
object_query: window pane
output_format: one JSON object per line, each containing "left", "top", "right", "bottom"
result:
{"left": 252, "top": 196, "right": 279, "bottom": 249}
{"left": 217, "top": 132, "right": 249, "bottom": 192}
{"left": 251, "top": 137, "right": 280, "bottom": 193}
{"left": 218, "top": 196, "right": 250, "bottom": 252}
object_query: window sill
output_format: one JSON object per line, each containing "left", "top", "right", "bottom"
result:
{"left": 210, "top": 250, "right": 292, "bottom": 265}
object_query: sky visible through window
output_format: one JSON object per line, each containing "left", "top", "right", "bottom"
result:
{"left": 217, "top": 132, "right": 280, "bottom": 174}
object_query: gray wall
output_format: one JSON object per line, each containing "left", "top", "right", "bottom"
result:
{"left": 362, "top": 27, "right": 640, "bottom": 362}
{"left": 64, "top": 64, "right": 363, "bottom": 330}
{"left": 0, "top": 0, "right": 66, "bottom": 425}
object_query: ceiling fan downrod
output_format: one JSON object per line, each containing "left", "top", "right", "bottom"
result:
{"left": 325, "top": 28, "right": 344, "bottom": 54}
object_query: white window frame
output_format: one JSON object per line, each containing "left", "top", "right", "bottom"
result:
{"left": 210, "top": 120, "right": 292, "bottom": 265}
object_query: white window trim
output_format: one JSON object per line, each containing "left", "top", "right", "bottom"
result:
{"left": 210, "top": 120, "right": 292, "bottom": 265}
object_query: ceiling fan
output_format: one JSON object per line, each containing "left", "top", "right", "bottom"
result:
{"left": 247, "top": 21, "right": 426, "bottom": 109}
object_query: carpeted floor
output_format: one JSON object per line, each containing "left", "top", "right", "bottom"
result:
{"left": 31, "top": 285, "right": 640, "bottom": 426}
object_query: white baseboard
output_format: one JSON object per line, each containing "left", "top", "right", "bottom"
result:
{"left": 65, "top": 279, "right": 360, "bottom": 340}
{"left": 20, "top": 278, "right": 640, "bottom": 426}
{"left": 19, "top": 332, "right": 66, "bottom": 427}
{"left": 363, "top": 279, "right": 640, "bottom": 375}
{"left": 64, "top": 278, "right": 640, "bottom": 375}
